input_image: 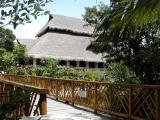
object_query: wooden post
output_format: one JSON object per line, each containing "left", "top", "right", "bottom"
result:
{"left": 39, "top": 94, "right": 47, "bottom": 115}
{"left": 71, "top": 81, "right": 75, "bottom": 106}
{"left": 129, "top": 86, "right": 132, "bottom": 120}
{"left": 76, "top": 61, "right": 80, "bottom": 68}
{"left": 156, "top": 89, "right": 160, "bottom": 120}
{"left": 95, "top": 62, "right": 98, "bottom": 68}
{"left": 24, "top": 96, "right": 30, "bottom": 116}
{"left": 86, "top": 62, "right": 89, "bottom": 68}
{"left": 33, "top": 58, "right": 37, "bottom": 67}
{"left": 56, "top": 80, "right": 58, "bottom": 100}
{"left": 94, "top": 83, "right": 97, "bottom": 113}
{"left": 66, "top": 61, "right": 70, "bottom": 67}
{"left": 109, "top": 86, "right": 113, "bottom": 110}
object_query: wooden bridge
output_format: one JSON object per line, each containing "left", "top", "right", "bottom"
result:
{"left": 0, "top": 74, "right": 160, "bottom": 120}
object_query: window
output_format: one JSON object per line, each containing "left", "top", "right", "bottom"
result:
{"left": 80, "top": 61, "right": 86, "bottom": 67}
{"left": 59, "top": 60, "right": 66, "bottom": 66}
{"left": 37, "top": 59, "right": 41, "bottom": 65}
{"left": 70, "top": 61, "right": 76, "bottom": 67}
{"left": 98, "top": 62, "right": 104, "bottom": 68}
{"left": 89, "top": 62, "right": 95, "bottom": 68}
{"left": 29, "top": 58, "right": 33, "bottom": 65}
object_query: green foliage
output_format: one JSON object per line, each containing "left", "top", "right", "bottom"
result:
{"left": 0, "top": 48, "right": 6, "bottom": 54}
{"left": 117, "top": 0, "right": 160, "bottom": 30}
{"left": 27, "top": 66, "right": 48, "bottom": 76}
{"left": 0, "top": 52, "right": 17, "bottom": 72}
{"left": 0, "top": 88, "right": 31, "bottom": 119}
{"left": 0, "top": 28, "right": 17, "bottom": 73}
{"left": 0, "top": 28, "right": 16, "bottom": 52}
{"left": 25, "top": 63, "right": 140, "bottom": 83}
{"left": 55, "top": 67, "right": 80, "bottom": 80}
{"left": 40, "top": 58, "right": 59, "bottom": 77}
{"left": 41, "top": 58, "right": 59, "bottom": 68}
{"left": 83, "top": 2, "right": 110, "bottom": 26}
{"left": 13, "top": 44, "right": 28, "bottom": 65}
{"left": 84, "top": 1, "right": 160, "bottom": 84}
{"left": 7, "top": 66, "right": 17, "bottom": 75}
{"left": 105, "top": 63, "right": 140, "bottom": 84}
{"left": 0, "top": 0, "right": 53, "bottom": 28}
{"left": 83, "top": 70, "right": 105, "bottom": 81}
{"left": 0, "top": 32, "right": 29, "bottom": 74}
{"left": 27, "top": 58, "right": 59, "bottom": 77}
{"left": 25, "top": 63, "right": 105, "bottom": 82}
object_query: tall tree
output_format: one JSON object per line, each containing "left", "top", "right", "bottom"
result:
{"left": 0, "top": 0, "right": 53, "bottom": 28}
{"left": 84, "top": 1, "right": 160, "bottom": 84}
{"left": 83, "top": 2, "right": 110, "bottom": 26}
{"left": 0, "top": 27, "right": 15, "bottom": 51}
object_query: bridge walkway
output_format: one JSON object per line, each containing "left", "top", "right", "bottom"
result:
{"left": 22, "top": 97, "right": 121, "bottom": 120}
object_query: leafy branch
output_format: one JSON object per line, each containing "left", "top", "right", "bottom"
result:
{"left": 0, "top": 0, "right": 53, "bottom": 29}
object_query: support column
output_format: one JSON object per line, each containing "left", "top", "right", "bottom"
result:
{"left": 76, "top": 61, "right": 80, "bottom": 68}
{"left": 66, "top": 61, "right": 70, "bottom": 67}
{"left": 33, "top": 58, "right": 37, "bottom": 67}
{"left": 95, "top": 62, "right": 98, "bottom": 68}
{"left": 39, "top": 94, "right": 47, "bottom": 115}
{"left": 86, "top": 62, "right": 89, "bottom": 68}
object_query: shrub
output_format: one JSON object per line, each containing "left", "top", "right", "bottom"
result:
{"left": 104, "top": 63, "right": 140, "bottom": 84}
{"left": 6, "top": 66, "right": 17, "bottom": 74}
{"left": 0, "top": 52, "right": 17, "bottom": 72}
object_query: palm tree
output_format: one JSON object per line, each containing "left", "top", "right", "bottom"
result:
{"left": 110, "top": 0, "right": 160, "bottom": 31}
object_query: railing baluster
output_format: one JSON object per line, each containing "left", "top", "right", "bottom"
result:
{"left": 128, "top": 86, "right": 132, "bottom": 120}
{"left": 156, "top": 89, "right": 160, "bottom": 120}
{"left": 71, "top": 81, "right": 75, "bottom": 106}
{"left": 56, "top": 79, "right": 58, "bottom": 100}
{"left": 93, "top": 83, "right": 97, "bottom": 113}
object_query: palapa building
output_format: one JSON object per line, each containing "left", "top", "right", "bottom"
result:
{"left": 17, "top": 14, "right": 105, "bottom": 68}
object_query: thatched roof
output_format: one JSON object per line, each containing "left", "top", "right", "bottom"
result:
{"left": 15, "top": 38, "right": 38, "bottom": 50}
{"left": 19, "top": 14, "right": 104, "bottom": 62}
{"left": 29, "top": 32, "right": 104, "bottom": 62}
{"left": 36, "top": 14, "right": 94, "bottom": 37}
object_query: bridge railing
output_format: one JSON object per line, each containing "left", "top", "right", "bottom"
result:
{"left": 1, "top": 74, "right": 160, "bottom": 120}
{"left": 0, "top": 75, "right": 49, "bottom": 116}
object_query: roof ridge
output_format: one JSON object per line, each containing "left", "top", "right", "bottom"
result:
{"left": 50, "top": 14, "right": 83, "bottom": 20}
{"left": 36, "top": 14, "right": 94, "bottom": 37}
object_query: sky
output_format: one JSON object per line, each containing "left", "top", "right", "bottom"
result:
{"left": 7, "top": 0, "right": 110, "bottom": 39}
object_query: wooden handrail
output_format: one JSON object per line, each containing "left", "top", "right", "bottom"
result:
{"left": 2, "top": 74, "right": 160, "bottom": 89}
{"left": 0, "top": 79, "right": 49, "bottom": 94}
